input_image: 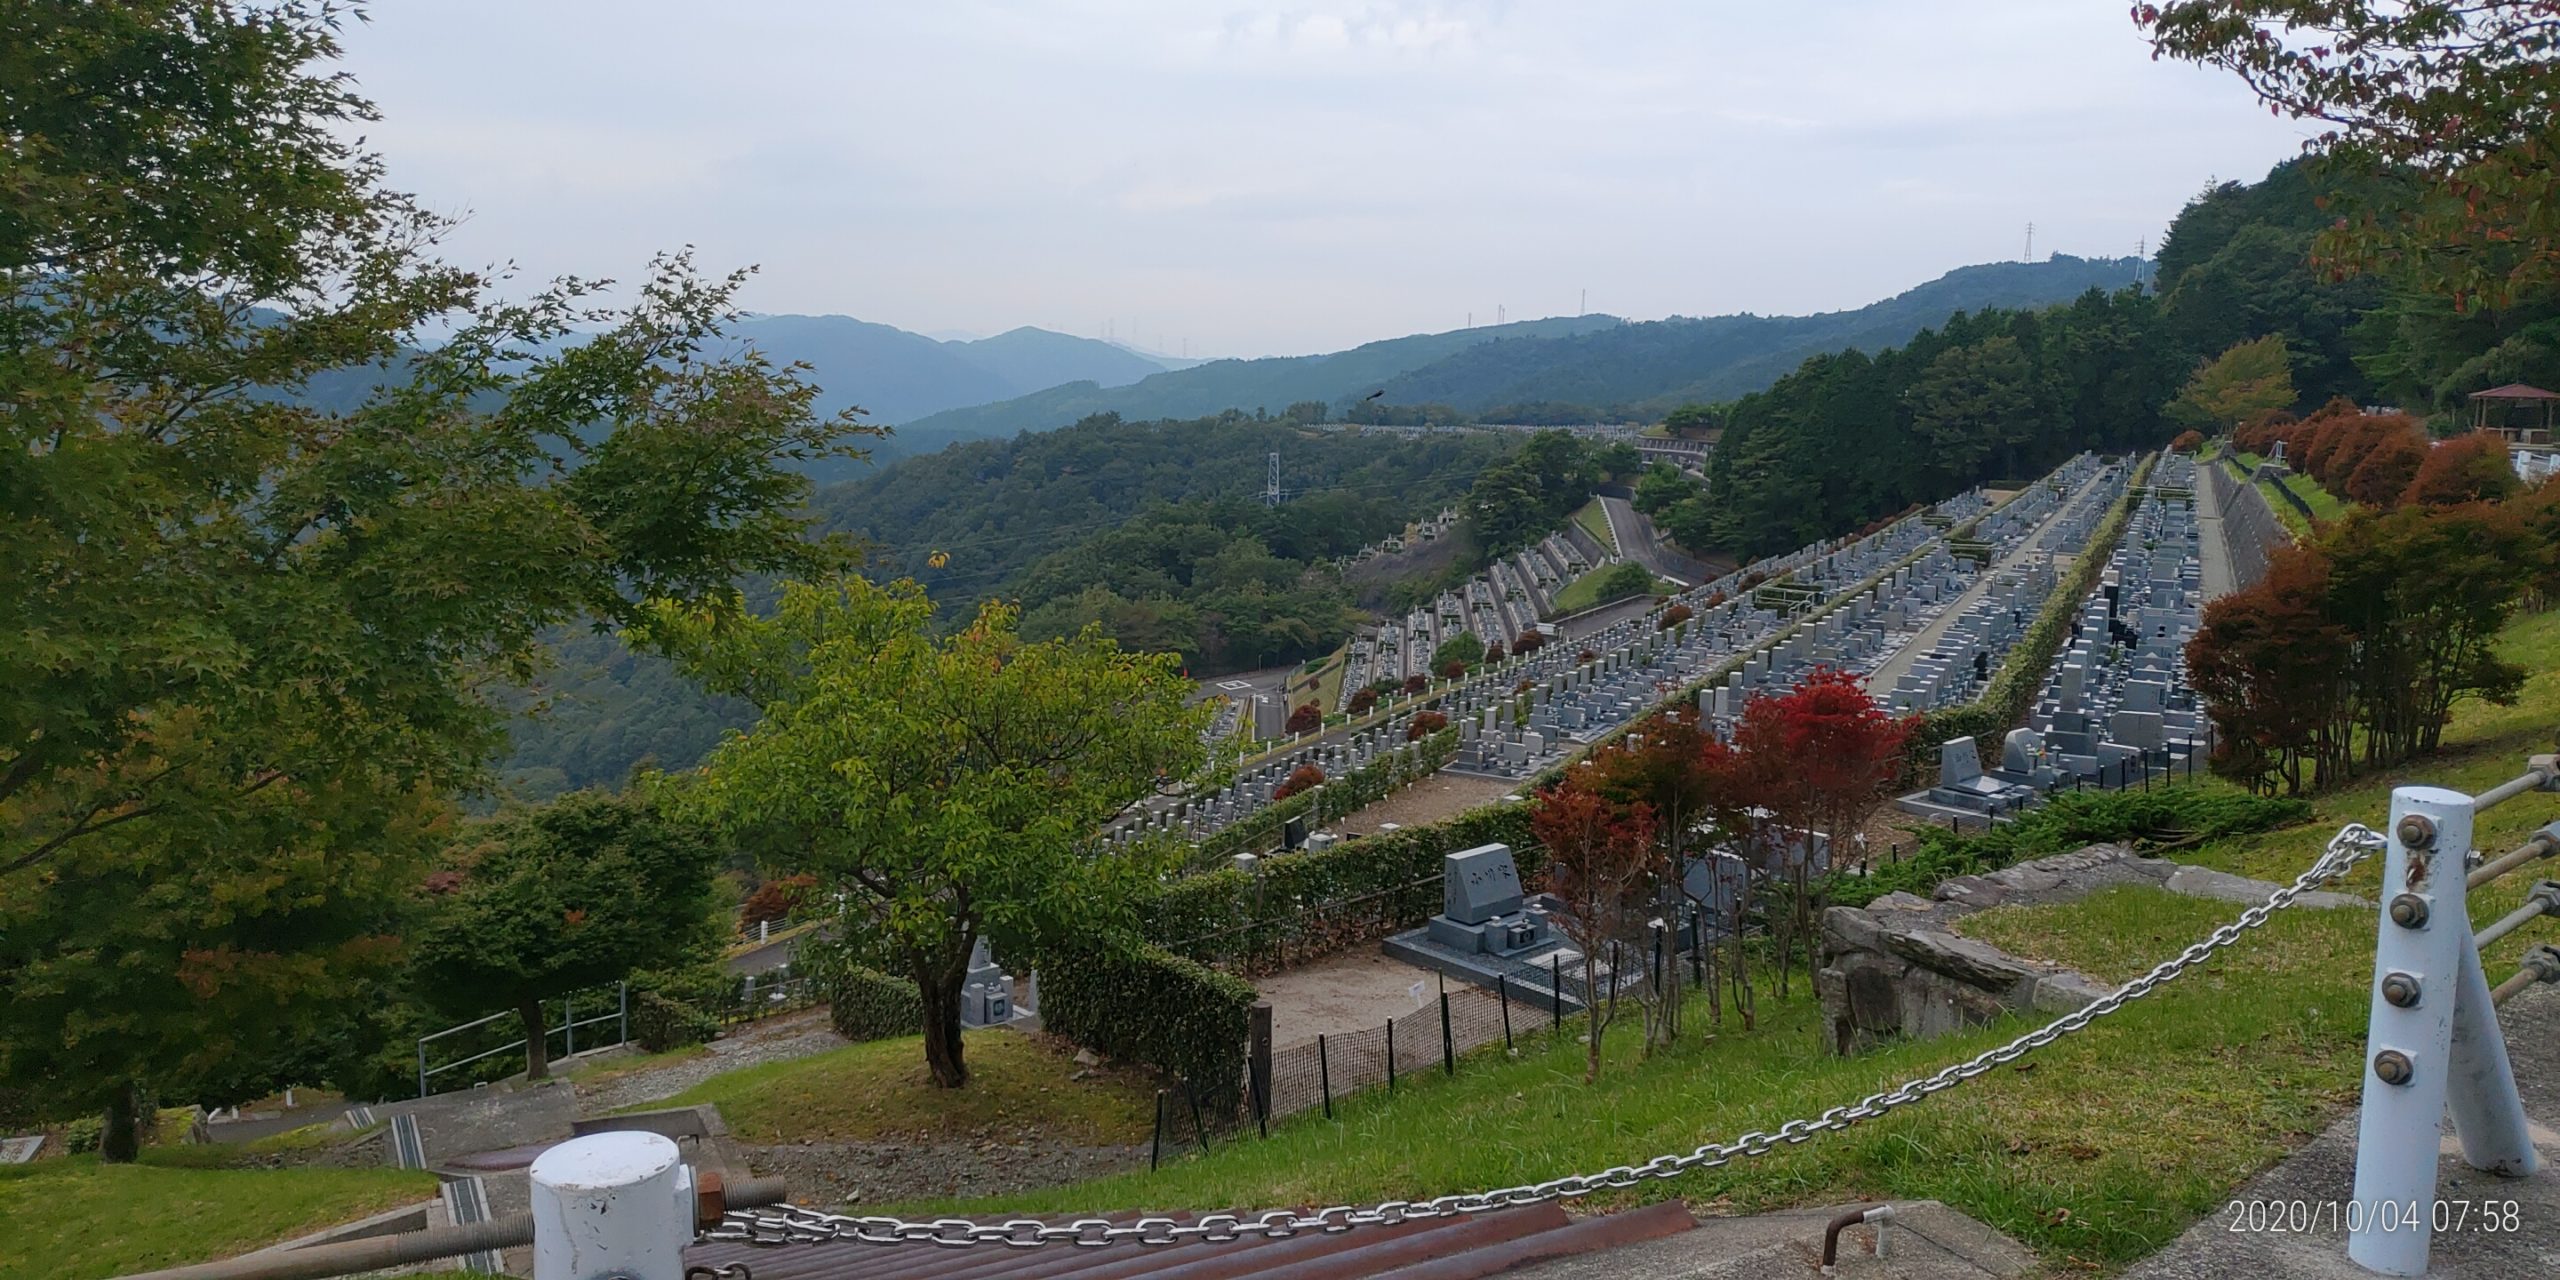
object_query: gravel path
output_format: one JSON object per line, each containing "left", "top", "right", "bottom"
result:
{"left": 745, "top": 1138, "right": 1147, "bottom": 1207}
{"left": 573, "top": 1011, "right": 847, "bottom": 1116}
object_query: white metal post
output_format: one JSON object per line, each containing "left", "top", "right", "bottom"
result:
{"left": 530, "top": 1131, "right": 694, "bottom": 1280}
{"left": 2348, "top": 786, "right": 2470, "bottom": 1276}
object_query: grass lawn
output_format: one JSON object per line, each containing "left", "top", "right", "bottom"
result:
{"left": 639, "top": 1028, "right": 1156, "bottom": 1147}
{"left": 0, "top": 1154, "right": 436, "bottom": 1280}
{"left": 1571, "top": 498, "right": 1617, "bottom": 553}
{"left": 928, "top": 607, "right": 2560, "bottom": 1270}
{"left": 1550, "top": 566, "right": 1662, "bottom": 615}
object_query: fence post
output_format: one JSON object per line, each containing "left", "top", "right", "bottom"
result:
{"left": 1318, "top": 1035, "right": 1333, "bottom": 1119}
{"left": 2348, "top": 785, "right": 2535, "bottom": 1275}
{"left": 416, "top": 1040, "right": 428, "bottom": 1101}
{"left": 1186, "top": 1084, "right": 1208, "bottom": 1155}
{"left": 1552, "top": 956, "right": 1563, "bottom": 1029}
{"left": 1386, "top": 1018, "right": 1397, "bottom": 1093}
{"left": 529, "top": 1132, "right": 691, "bottom": 1280}
{"left": 1150, "top": 1089, "right": 1165, "bottom": 1171}
{"left": 1439, "top": 992, "right": 1455, "bottom": 1076}
{"left": 564, "top": 992, "right": 575, "bottom": 1058}
{"left": 1249, "top": 1001, "right": 1273, "bottom": 1135}
{"left": 1498, "top": 977, "right": 1513, "bottom": 1051}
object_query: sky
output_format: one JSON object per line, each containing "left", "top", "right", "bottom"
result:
{"left": 335, "top": 1, "right": 2314, "bottom": 359}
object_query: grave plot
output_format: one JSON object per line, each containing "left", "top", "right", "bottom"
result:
{"left": 1895, "top": 451, "right": 2212, "bottom": 826}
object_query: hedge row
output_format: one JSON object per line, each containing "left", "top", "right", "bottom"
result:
{"left": 1192, "top": 728, "right": 1462, "bottom": 870}
{"left": 1038, "top": 942, "right": 1258, "bottom": 1115}
{"left": 631, "top": 990, "right": 722, "bottom": 1051}
{"left": 1897, "top": 453, "right": 2157, "bottom": 787}
{"left": 823, "top": 964, "right": 925, "bottom": 1042}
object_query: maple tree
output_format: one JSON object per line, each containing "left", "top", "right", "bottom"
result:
{"left": 2342, "top": 421, "right": 2427, "bottom": 506}
{"left": 1529, "top": 771, "right": 1657, "bottom": 1083}
{"left": 2189, "top": 547, "right": 2357, "bottom": 793}
{"left": 1724, "top": 670, "right": 1910, "bottom": 990}
{"left": 2405, "top": 431, "right": 2521, "bottom": 507}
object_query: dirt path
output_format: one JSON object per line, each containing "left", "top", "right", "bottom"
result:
{"left": 1325, "top": 772, "right": 1521, "bottom": 835}
{"left": 1254, "top": 950, "right": 1445, "bottom": 1048}
{"left": 573, "top": 1010, "right": 847, "bottom": 1116}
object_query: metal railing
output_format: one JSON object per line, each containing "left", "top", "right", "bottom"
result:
{"left": 414, "top": 981, "right": 628, "bottom": 1098}
{"left": 2347, "top": 758, "right": 2560, "bottom": 1276}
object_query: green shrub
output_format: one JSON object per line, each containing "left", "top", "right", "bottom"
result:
{"left": 1829, "top": 785, "right": 2311, "bottom": 907}
{"left": 1038, "top": 942, "right": 1256, "bottom": 1115}
{"left": 630, "top": 990, "right": 720, "bottom": 1052}
{"left": 824, "top": 965, "right": 924, "bottom": 1042}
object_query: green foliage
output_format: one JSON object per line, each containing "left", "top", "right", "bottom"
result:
{"left": 1701, "top": 291, "right": 2180, "bottom": 559}
{"left": 630, "top": 991, "right": 720, "bottom": 1053}
{"left": 670, "top": 577, "right": 1209, "bottom": 1086}
{"left": 1430, "top": 631, "right": 1486, "bottom": 670}
{"left": 1153, "top": 795, "right": 1534, "bottom": 969}
{"left": 1830, "top": 786, "right": 2312, "bottom": 907}
{"left": 1037, "top": 943, "right": 1257, "bottom": 1114}
{"left": 411, "top": 790, "right": 723, "bottom": 1077}
{"left": 1465, "top": 430, "right": 1598, "bottom": 555}
{"left": 824, "top": 968, "right": 926, "bottom": 1043}
{"left": 2170, "top": 335, "right": 2298, "bottom": 430}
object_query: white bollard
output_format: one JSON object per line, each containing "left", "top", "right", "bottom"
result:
{"left": 530, "top": 1131, "right": 695, "bottom": 1280}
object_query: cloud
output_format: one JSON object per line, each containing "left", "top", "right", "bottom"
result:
{"left": 334, "top": 0, "right": 2311, "bottom": 357}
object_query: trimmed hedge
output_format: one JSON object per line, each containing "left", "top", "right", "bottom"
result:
{"left": 1147, "top": 801, "right": 1539, "bottom": 971}
{"left": 631, "top": 990, "right": 720, "bottom": 1052}
{"left": 1192, "top": 728, "right": 1461, "bottom": 870}
{"left": 1039, "top": 942, "right": 1257, "bottom": 1115}
{"left": 825, "top": 964, "right": 926, "bottom": 1042}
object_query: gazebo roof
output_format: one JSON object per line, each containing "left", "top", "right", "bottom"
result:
{"left": 2472, "top": 383, "right": 2560, "bottom": 401}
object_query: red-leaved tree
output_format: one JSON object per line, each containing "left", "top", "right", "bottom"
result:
{"left": 1529, "top": 772, "right": 1657, "bottom": 1083}
{"left": 2187, "top": 546, "right": 2355, "bottom": 794}
{"left": 1726, "top": 668, "right": 1910, "bottom": 991}
{"left": 2405, "top": 431, "right": 2520, "bottom": 507}
{"left": 2344, "top": 426, "right": 2427, "bottom": 507}
{"left": 1285, "top": 702, "right": 1321, "bottom": 734}
{"left": 1405, "top": 710, "right": 1448, "bottom": 741}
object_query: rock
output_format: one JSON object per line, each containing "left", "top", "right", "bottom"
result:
{"left": 2164, "top": 864, "right": 2370, "bottom": 909}
{"left": 1819, "top": 904, "right": 1884, "bottom": 957}
{"left": 1933, "top": 875, "right": 2007, "bottom": 908}
{"left": 1989, "top": 866, "right": 2063, "bottom": 895}
{"left": 1073, "top": 1048, "right": 1101, "bottom": 1067}
{"left": 1868, "top": 891, "right": 1935, "bottom": 912}
{"left": 2028, "top": 971, "right": 2116, "bottom": 1014}
{"left": 1878, "top": 926, "right": 2038, "bottom": 991}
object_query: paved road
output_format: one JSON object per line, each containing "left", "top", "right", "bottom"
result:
{"left": 1860, "top": 468, "right": 2111, "bottom": 696}
{"left": 2193, "top": 458, "right": 2237, "bottom": 602}
{"left": 1598, "top": 495, "right": 1709, "bottom": 587}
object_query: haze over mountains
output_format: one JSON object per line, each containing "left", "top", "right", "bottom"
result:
{"left": 852, "top": 254, "right": 2146, "bottom": 462}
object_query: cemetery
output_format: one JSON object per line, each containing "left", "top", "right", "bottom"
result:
{"left": 1895, "top": 450, "right": 2215, "bottom": 826}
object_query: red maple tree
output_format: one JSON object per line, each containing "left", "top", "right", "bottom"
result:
{"left": 1529, "top": 771, "right": 1657, "bottom": 1082}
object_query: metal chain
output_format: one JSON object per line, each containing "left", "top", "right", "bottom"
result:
{"left": 707, "top": 823, "right": 2387, "bottom": 1250}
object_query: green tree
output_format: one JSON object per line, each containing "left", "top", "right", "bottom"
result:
{"left": 667, "top": 578, "right": 1209, "bottom": 1087}
{"left": 2169, "top": 335, "right": 2297, "bottom": 431}
{"left": 2138, "top": 2, "right": 2559, "bottom": 310}
{"left": 2, "top": 3, "right": 867, "bottom": 882}
{"left": 1430, "top": 631, "right": 1486, "bottom": 670}
{"left": 0, "top": 1, "right": 863, "bottom": 1153}
{"left": 1660, "top": 404, "right": 1720, "bottom": 437}
{"left": 1904, "top": 336, "right": 2042, "bottom": 481}
{"left": 0, "top": 737, "right": 439, "bottom": 1160}
{"left": 413, "top": 790, "right": 723, "bottom": 1082}
{"left": 1632, "top": 463, "right": 1696, "bottom": 517}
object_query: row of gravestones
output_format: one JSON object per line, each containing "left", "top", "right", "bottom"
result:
{"left": 1701, "top": 457, "right": 2114, "bottom": 726}
{"left": 1156, "top": 454, "right": 2103, "bottom": 844}
{"left": 1915, "top": 451, "right": 2212, "bottom": 816}
{"left": 1880, "top": 554, "right": 2063, "bottom": 714}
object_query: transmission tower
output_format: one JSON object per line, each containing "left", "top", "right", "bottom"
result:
{"left": 2024, "top": 222, "right": 2035, "bottom": 262}
{"left": 1263, "top": 451, "right": 1284, "bottom": 507}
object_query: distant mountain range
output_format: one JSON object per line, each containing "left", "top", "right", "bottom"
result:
{"left": 277, "top": 254, "right": 2149, "bottom": 479}
{"left": 882, "top": 255, "right": 2147, "bottom": 452}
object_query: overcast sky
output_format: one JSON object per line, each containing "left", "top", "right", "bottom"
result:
{"left": 337, "top": 1, "right": 2312, "bottom": 358}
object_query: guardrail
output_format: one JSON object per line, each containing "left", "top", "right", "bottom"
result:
{"left": 414, "top": 981, "right": 628, "bottom": 1098}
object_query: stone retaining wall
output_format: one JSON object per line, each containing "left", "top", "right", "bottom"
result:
{"left": 1815, "top": 843, "right": 2365, "bottom": 1055}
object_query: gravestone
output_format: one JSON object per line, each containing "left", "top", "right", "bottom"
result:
{"left": 1424, "top": 843, "right": 1554, "bottom": 956}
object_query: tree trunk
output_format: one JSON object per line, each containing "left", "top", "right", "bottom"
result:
{"left": 99, "top": 1080, "right": 145, "bottom": 1164}
{"left": 1583, "top": 963, "right": 1605, "bottom": 1084}
{"left": 520, "top": 998, "right": 551, "bottom": 1082}
{"left": 921, "top": 966, "right": 970, "bottom": 1088}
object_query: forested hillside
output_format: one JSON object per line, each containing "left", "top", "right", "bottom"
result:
{"left": 891, "top": 316, "right": 1617, "bottom": 446}
{"left": 495, "top": 418, "right": 1518, "bottom": 794}
{"left": 1372, "top": 255, "right": 2148, "bottom": 417}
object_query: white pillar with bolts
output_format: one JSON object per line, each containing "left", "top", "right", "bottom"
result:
{"left": 530, "top": 1131, "right": 696, "bottom": 1280}
{"left": 2347, "top": 786, "right": 2539, "bottom": 1276}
